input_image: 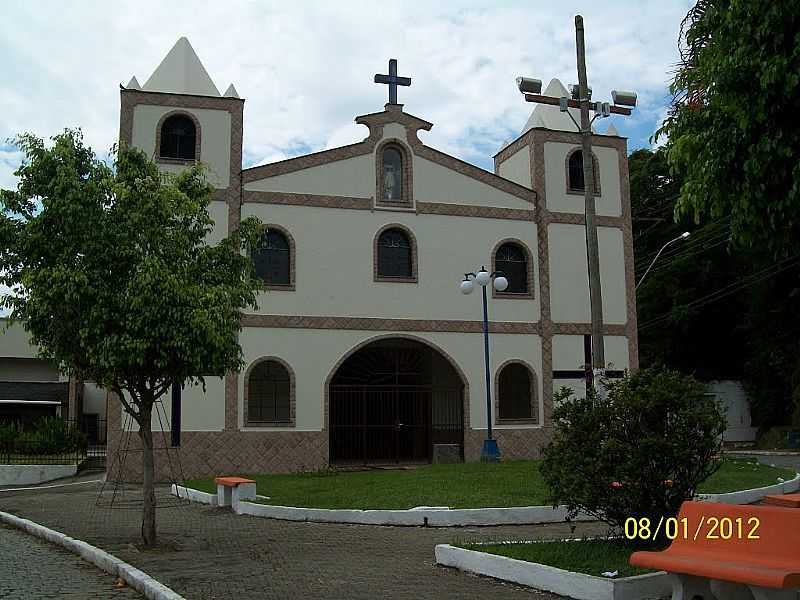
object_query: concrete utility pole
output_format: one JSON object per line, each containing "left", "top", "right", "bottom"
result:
{"left": 517, "top": 16, "right": 638, "bottom": 388}
{"left": 574, "top": 15, "right": 605, "bottom": 375}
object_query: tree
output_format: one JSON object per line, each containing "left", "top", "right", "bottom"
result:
{"left": 0, "top": 130, "right": 262, "bottom": 546}
{"left": 657, "top": 0, "right": 800, "bottom": 259}
{"left": 541, "top": 367, "right": 725, "bottom": 543}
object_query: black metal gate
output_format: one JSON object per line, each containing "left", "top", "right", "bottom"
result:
{"left": 329, "top": 385, "right": 462, "bottom": 464}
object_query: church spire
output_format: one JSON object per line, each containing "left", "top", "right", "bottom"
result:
{"left": 142, "top": 37, "right": 221, "bottom": 97}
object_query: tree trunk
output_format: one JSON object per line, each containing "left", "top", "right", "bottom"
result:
{"left": 138, "top": 401, "right": 157, "bottom": 547}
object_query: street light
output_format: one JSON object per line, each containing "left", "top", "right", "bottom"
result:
{"left": 461, "top": 266, "right": 508, "bottom": 462}
{"left": 636, "top": 232, "right": 691, "bottom": 290}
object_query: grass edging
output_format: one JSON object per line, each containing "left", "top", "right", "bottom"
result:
{"left": 434, "top": 544, "right": 671, "bottom": 600}
{"left": 696, "top": 472, "right": 800, "bottom": 504}
{"left": 0, "top": 510, "right": 185, "bottom": 600}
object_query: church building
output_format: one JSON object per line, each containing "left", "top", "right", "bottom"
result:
{"left": 107, "top": 37, "right": 637, "bottom": 479}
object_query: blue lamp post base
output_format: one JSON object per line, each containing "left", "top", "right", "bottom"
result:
{"left": 480, "top": 438, "right": 501, "bottom": 463}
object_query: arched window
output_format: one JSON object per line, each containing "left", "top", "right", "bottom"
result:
{"left": 376, "top": 227, "right": 413, "bottom": 279}
{"left": 252, "top": 228, "right": 291, "bottom": 286}
{"left": 247, "top": 359, "right": 291, "bottom": 424}
{"left": 381, "top": 146, "right": 403, "bottom": 201}
{"left": 159, "top": 114, "right": 197, "bottom": 160}
{"left": 567, "top": 149, "right": 600, "bottom": 193}
{"left": 495, "top": 242, "right": 528, "bottom": 294}
{"left": 498, "top": 362, "right": 535, "bottom": 421}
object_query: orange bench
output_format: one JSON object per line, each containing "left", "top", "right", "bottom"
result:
{"left": 630, "top": 501, "right": 800, "bottom": 600}
{"left": 215, "top": 476, "right": 256, "bottom": 508}
{"left": 763, "top": 493, "right": 800, "bottom": 508}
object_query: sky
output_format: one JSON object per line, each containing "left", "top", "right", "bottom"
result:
{"left": 0, "top": 0, "right": 693, "bottom": 191}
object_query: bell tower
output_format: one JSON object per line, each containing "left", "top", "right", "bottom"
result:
{"left": 119, "top": 37, "right": 243, "bottom": 237}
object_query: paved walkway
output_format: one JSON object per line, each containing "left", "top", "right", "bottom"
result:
{"left": 0, "top": 476, "right": 610, "bottom": 599}
{"left": 0, "top": 523, "right": 142, "bottom": 599}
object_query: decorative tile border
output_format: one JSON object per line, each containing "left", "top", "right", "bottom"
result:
{"left": 244, "top": 190, "right": 371, "bottom": 210}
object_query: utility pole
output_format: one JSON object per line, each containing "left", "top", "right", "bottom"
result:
{"left": 575, "top": 15, "right": 605, "bottom": 378}
{"left": 516, "top": 16, "right": 638, "bottom": 388}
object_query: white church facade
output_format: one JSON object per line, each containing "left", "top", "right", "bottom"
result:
{"left": 104, "top": 38, "right": 639, "bottom": 479}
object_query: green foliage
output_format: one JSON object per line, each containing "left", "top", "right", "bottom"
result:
{"left": 540, "top": 367, "right": 725, "bottom": 541}
{"left": 0, "top": 417, "right": 86, "bottom": 455}
{"left": 0, "top": 129, "right": 263, "bottom": 415}
{"left": 657, "top": 0, "right": 800, "bottom": 258}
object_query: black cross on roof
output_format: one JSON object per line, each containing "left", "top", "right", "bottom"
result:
{"left": 374, "top": 59, "right": 411, "bottom": 105}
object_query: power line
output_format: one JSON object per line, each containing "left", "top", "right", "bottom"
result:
{"left": 638, "top": 256, "right": 800, "bottom": 331}
{"left": 634, "top": 223, "right": 731, "bottom": 274}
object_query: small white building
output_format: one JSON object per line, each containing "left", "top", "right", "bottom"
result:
{"left": 8, "top": 38, "right": 641, "bottom": 478}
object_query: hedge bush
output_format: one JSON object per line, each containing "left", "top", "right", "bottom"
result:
{"left": 0, "top": 417, "right": 87, "bottom": 455}
{"left": 540, "top": 366, "right": 725, "bottom": 542}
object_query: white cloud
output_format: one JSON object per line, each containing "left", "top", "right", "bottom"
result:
{"left": 0, "top": 1, "right": 691, "bottom": 174}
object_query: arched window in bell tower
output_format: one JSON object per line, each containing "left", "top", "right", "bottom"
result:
{"left": 159, "top": 113, "right": 198, "bottom": 161}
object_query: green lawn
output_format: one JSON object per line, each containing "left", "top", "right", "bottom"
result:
{"left": 184, "top": 457, "right": 796, "bottom": 510}
{"left": 463, "top": 539, "right": 658, "bottom": 578}
{"left": 696, "top": 457, "right": 795, "bottom": 494}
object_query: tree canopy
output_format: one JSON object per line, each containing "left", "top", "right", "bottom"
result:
{"left": 657, "top": 0, "right": 800, "bottom": 258}
{"left": 0, "top": 130, "right": 263, "bottom": 544}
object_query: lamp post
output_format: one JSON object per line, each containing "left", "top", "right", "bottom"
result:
{"left": 636, "top": 232, "right": 691, "bottom": 290}
{"left": 461, "top": 266, "right": 509, "bottom": 462}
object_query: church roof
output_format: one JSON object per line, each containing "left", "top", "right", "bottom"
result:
{"left": 520, "top": 78, "right": 595, "bottom": 135}
{"left": 141, "top": 37, "right": 221, "bottom": 97}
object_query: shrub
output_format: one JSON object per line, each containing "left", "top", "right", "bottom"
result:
{"left": 540, "top": 366, "right": 725, "bottom": 542}
{"left": 6, "top": 417, "right": 87, "bottom": 455}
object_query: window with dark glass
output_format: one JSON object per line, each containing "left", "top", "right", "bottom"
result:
{"left": 495, "top": 243, "right": 528, "bottom": 294}
{"left": 248, "top": 360, "right": 290, "bottom": 423}
{"left": 252, "top": 229, "right": 290, "bottom": 285}
{"left": 567, "top": 150, "right": 599, "bottom": 193}
{"left": 159, "top": 114, "right": 197, "bottom": 160}
{"left": 377, "top": 228, "right": 412, "bottom": 278}
{"left": 381, "top": 147, "right": 403, "bottom": 201}
{"left": 498, "top": 363, "right": 533, "bottom": 420}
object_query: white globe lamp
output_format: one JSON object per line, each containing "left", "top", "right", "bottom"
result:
{"left": 493, "top": 276, "right": 509, "bottom": 292}
{"left": 475, "top": 269, "right": 491, "bottom": 287}
{"left": 460, "top": 279, "right": 474, "bottom": 295}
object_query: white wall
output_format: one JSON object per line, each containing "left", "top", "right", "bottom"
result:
{"left": 245, "top": 154, "right": 374, "bottom": 198}
{"left": 497, "top": 146, "right": 531, "bottom": 189}
{"left": 131, "top": 105, "right": 231, "bottom": 189}
{"left": 241, "top": 203, "right": 539, "bottom": 324}
{"left": 710, "top": 380, "right": 756, "bottom": 442}
{"left": 0, "top": 320, "right": 40, "bottom": 359}
{"left": 238, "top": 327, "right": 543, "bottom": 432}
{"left": 548, "top": 223, "right": 627, "bottom": 325}
{"left": 543, "top": 142, "right": 622, "bottom": 216}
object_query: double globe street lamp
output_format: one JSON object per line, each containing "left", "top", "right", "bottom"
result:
{"left": 461, "top": 267, "right": 508, "bottom": 462}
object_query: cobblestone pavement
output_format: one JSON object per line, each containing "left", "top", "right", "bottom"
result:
{"left": 0, "top": 523, "right": 142, "bottom": 599}
{"left": 0, "top": 477, "right": 610, "bottom": 600}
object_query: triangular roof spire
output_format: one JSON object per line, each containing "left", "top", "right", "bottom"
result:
{"left": 520, "top": 78, "right": 594, "bottom": 135}
{"left": 142, "top": 37, "right": 220, "bottom": 97}
{"left": 223, "top": 83, "right": 239, "bottom": 98}
{"left": 606, "top": 122, "right": 619, "bottom": 136}
{"left": 126, "top": 76, "right": 141, "bottom": 90}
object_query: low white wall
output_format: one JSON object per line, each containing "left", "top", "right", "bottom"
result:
{"left": 696, "top": 472, "right": 800, "bottom": 505}
{"left": 434, "top": 544, "right": 670, "bottom": 600}
{"left": 171, "top": 484, "right": 218, "bottom": 506}
{"left": 0, "top": 464, "right": 77, "bottom": 486}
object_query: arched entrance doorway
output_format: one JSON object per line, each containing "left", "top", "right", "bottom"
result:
{"left": 329, "top": 337, "right": 465, "bottom": 464}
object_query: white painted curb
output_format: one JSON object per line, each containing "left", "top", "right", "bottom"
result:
{"left": 696, "top": 472, "right": 800, "bottom": 504}
{"left": 171, "top": 484, "right": 218, "bottom": 506}
{"left": 434, "top": 544, "right": 670, "bottom": 600}
{"left": 0, "top": 511, "right": 185, "bottom": 600}
{"left": 169, "top": 485, "right": 590, "bottom": 526}
{"left": 0, "top": 464, "right": 78, "bottom": 486}
{"left": 233, "top": 501, "right": 591, "bottom": 526}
